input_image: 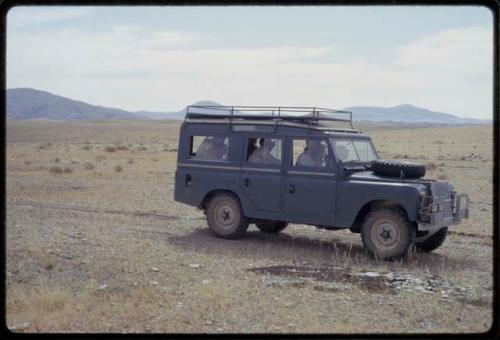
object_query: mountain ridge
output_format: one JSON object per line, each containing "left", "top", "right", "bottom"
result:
{"left": 6, "top": 88, "right": 490, "bottom": 124}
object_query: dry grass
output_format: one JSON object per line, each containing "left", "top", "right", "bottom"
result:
{"left": 6, "top": 120, "right": 493, "bottom": 333}
{"left": 37, "top": 142, "right": 53, "bottom": 150}
{"left": 82, "top": 161, "right": 95, "bottom": 170}
{"left": 104, "top": 146, "right": 116, "bottom": 153}
{"left": 48, "top": 166, "right": 63, "bottom": 175}
{"left": 425, "top": 162, "right": 438, "bottom": 171}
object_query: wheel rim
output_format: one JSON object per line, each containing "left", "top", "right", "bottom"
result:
{"left": 370, "top": 218, "right": 401, "bottom": 251}
{"left": 214, "top": 203, "right": 236, "bottom": 229}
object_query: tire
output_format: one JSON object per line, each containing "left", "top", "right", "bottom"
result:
{"left": 206, "top": 193, "right": 249, "bottom": 239}
{"left": 255, "top": 221, "right": 288, "bottom": 234}
{"left": 361, "top": 207, "right": 416, "bottom": 261}
{"left": 372, "top": 159, "right": 426, "bottom": 179}
{"left": 415, "top": 227, "right": 448, "bottom": 253}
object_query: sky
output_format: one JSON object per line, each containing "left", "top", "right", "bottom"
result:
{"left": 6, "top": 6, "right": 494, "bottom": 119}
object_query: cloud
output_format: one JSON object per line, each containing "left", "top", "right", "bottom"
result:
{"left": 7, "top": 23, "right": 493, "bottom": 118}
{"left": 7, "top": 7, "right": 91, "bottom": 27}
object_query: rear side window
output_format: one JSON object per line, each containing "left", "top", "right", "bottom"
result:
{"left": 188, "top": 135, "right": 230, "bottom": 161}
{"left": 246, "top": 137, "right": 282, "bottom": 166}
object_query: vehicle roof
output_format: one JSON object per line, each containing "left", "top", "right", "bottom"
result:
{"left": 182, "top": 120, "right": 370, "bottom": 138}
{"left": 183, "top": 105, "right": 368, "bottom": 137}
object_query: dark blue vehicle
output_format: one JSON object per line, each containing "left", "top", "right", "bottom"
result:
{"left": 174, "top": 105, "right": 469, "bottom": 260}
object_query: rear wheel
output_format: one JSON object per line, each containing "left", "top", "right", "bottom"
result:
{"left": 415, "top": 227, "right": 448, "bottom": 253}
{"left": 255, "top": 221, "right": 288, "bottom": 234}
{"left": 206, "top": 193, "right": 249, "bottom": 239}
{"left": 361, "top": 207, "right": 416, "bottom": 261}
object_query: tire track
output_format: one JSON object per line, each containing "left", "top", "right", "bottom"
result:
{"left": 7, "top": 201, "right": 178, "bottom": 221}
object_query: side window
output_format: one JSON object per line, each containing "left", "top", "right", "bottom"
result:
{"left": 292, "top": 138, "right": 329, "bottom": 168}
{"left": 188, "top": 135, "right": 230, "bottom": 161}
{"left": 246, "top": 137, "right": 282, "bottom": 166}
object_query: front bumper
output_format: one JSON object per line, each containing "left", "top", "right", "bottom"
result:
{"left": 418, "top": 187, "right": 469, "bottom": 235}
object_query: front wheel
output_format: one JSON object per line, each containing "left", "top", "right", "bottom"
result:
{"left": 255, "top": 221, "right": 288, "bottom": 234}
{"left": 206, "top": 193, "right": 249, "bottom": 239}
{"left": 361, "top": 207, "right": 416, "bottom": 261}
{"left": 415, "top": 227, "right": 448, "bottom": 253}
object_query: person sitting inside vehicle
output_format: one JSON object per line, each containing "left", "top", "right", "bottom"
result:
{"left": 248, "top": 138, "right": 280, "bottom": 165}
{"left": 247, "top": 138, "right": 258, "bottom": 159}
{"left": 196, "top": 137, "right": 227, "bottom": 161}
{"left": 296, "top": 140, "right": 327, "bottom": 168}
{"left": 335, "top": 144, "right": 350, "bottom": 162}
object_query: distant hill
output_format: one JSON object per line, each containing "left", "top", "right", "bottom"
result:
{"left": 343, "top": 104, "right": 488, "bottom": 124}
{"left": 7, "top": 88, "right": 139, "bottom": 121}
{"left": 136, "top": 100, "right": 226, "bottom": 119}
{"left": 6, "top": 88, "right": 490, "bottom": 124}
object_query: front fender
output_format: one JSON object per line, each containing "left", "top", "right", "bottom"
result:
{"left": 336, "top": 179, "right": 424, "bottom": 227}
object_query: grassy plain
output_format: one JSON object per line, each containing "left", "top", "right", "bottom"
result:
{"left": 5, "top": 119, "right": 494, "bottom": 333}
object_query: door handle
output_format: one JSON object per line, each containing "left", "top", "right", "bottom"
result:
{"left": 289, "top": 184, "right": 295, "bottom": 193}
{"left": 244, "top": 178, "right": 250, "bottom": 187}
{"left": 185, "top": 174, "right": 192, "bottom": 187}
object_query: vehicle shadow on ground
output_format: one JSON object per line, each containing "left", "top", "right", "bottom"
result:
{"left": 167, "top": 226, "right": 475, "bottom": 272}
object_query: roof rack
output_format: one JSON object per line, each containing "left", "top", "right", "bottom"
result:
{"left": 185, "top": 105, "right": 354, "bottom": 129}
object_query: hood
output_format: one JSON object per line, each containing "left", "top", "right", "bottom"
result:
{"left": 347, "top": 170, "right": 431, "bottom": 184}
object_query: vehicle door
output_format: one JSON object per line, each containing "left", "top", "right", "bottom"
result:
{"left": 239, "top": 136, "right": 284, "bottom": 215}
{"left": 283, "top": 137, "right": 337, "bottom": 225}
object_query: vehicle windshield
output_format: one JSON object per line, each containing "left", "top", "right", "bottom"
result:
{"left": 330, "top": 138, "right": 378, "bottom": 163}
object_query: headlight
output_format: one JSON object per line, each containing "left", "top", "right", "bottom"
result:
{"left": 419, "top": 191, "right": 426, "bottom": 200}
{"left": 459, "top": 195, "right": 468, "bottom": 208}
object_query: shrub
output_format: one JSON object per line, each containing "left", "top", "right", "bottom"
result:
{"left": 37, "top": 142, "right": 53, "bottom": 150}
{"left": 104, "top": 146, "right": 116, "bottom": 153}
{"left": 425, "top": 162, "right": 437, "bottom": 171}
{"left": 81, "top": 145, "right": 92, "bottom": 151}
{"left": 127, "top": 158, "right": 134, "bottom": 164}
{"left": 82, "top": 161, "right": 95, "bottom": 170}
{"left": 115, "top": 145, "right": 129, "bottom": 151}
{"left": 438, "top": 174, "right": 448, "bottom": 180}
{"left": 52, "top": 157, "right": 61, "bottom": 163}
{"left": 24, "top": 160, "right": 31, "bottom": 165}
{"left": 95, "top": 155, "right": 106, "bottom": 162}
{"left": 49, "top": 166, "right": 63, "bottom": 174}
{"left": 63, "top": 167, "right": 74, "bottom": 174}
{"left": 113, "top": 165, "right": 123, "bottom": 172}
{"left": 136, "top": 146, "right": 147, "bottom": 151}
{"left": 43, "top": 259, "right": 55, "bottom": 271}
